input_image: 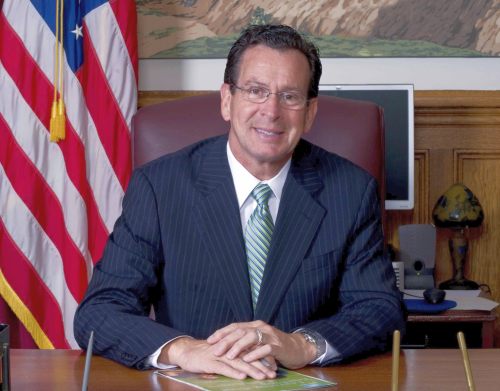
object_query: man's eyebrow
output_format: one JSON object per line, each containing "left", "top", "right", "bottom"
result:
{"left": 240, "top": 79, "right": 268, "bottom": 87}
{"left": 241, "top": 79, "right": 303, "bottom": 92}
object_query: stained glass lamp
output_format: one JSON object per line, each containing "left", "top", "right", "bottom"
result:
{"left": 432, "top": 183, "right": 484, "bottom": 290}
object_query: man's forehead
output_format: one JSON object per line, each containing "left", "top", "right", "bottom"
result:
{"left": 239, "top": 44, "right": 305, "bottom": 62}
{"left": 236, "top": 45, "right": 310, "bottom": 86}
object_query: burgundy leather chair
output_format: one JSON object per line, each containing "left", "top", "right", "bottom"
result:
{"left": 133, "top": 92, "right": 385, "bottom": 204}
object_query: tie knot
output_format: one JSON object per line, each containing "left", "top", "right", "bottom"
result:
{"left": 252, "top": 183, "right": 273, "bottom": 206}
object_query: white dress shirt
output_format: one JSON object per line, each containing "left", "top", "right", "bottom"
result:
{"left": 226, "top": 142, "right": 289, "bottom": 229}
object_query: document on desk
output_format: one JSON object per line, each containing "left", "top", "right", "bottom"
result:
{"left": 404, "top": 289, "right": 499, "bottom": 311}
{"left": 155, "top": 367, "right": 336, "bottom": 390}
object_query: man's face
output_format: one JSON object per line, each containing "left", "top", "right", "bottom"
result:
{"left": 221, "top": 45, "right": 317, "bottom": 179}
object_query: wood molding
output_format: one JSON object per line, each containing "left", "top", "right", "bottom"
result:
{"left": 139, "top": 89, "right": 500, "bottom": 109}
{"left": 414, "top": 150, "right": 430, "bottom": 223}
{"left": 415, "top": 90, "right": 500, "bottom": 108}
{"left": 455, "top": 150, "right": 500, "bottom": 182}
{"left": 138, "top": 90, "right": 213, "bottom": 107}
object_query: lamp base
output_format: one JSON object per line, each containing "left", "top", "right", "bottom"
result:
{"left": 439, "top": 278, "right": 479, "bottom": 290}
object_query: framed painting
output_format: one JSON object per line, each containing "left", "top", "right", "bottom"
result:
{"left": 137, "top": 0, "right": 499, "bottom": 59}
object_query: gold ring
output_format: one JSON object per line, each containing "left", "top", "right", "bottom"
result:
{"left": 255, "top": 328, "right": 264, "bottom": 345}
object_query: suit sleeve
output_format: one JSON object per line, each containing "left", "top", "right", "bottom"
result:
{"left": 301, "top": 177, "right": 405, "bottom": 364}
{"left": 73, "top": 169, "right": 183, "bottom": 369}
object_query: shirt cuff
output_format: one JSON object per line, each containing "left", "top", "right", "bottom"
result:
{"left": 144, "top": 335, "right": 192, "bottom": 369}
{"left": 314, "top": 338, "right": 340, "bottom": 364}
{"left": 294, "top": 329, "right": 341, "bottom": 365}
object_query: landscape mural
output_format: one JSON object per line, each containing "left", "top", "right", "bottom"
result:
{"left": 136, "top": 0, "right": 500, "bottom": 59}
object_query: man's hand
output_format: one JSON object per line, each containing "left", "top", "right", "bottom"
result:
{"left": 206, "top": 320, "right": 317, "bottom": 369}
{"left": 158, "top": 337, "right": 277, "bottom": 380}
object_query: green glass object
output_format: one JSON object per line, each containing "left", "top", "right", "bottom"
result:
{"left": 432, "top": 183, "right": 484, "bottom": 290}
{"left": 432, "top": 183, "right": 484, "bottom": 228}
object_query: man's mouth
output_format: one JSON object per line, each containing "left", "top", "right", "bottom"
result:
{"left": 255, "top": 127, "right": 282, "bottom": 136}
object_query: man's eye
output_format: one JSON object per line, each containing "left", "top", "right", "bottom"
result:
{"left": 281, "top": 92, "right": 299, "bottom": 102}
{"left": 248, "top": 87, "right": 266, "bottom": 97}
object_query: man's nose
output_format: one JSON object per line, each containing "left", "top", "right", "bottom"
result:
{"left": 259, "top": 93, "right": 281, "bottom": 118}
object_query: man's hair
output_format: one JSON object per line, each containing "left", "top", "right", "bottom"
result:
{"left": 224, "top": 24, "right": 322, "bottom": 99}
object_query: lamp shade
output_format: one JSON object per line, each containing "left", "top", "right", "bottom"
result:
{"left": 432, "top": 183, "right": 484, "bottom": 229}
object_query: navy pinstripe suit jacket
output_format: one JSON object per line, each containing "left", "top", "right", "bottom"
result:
{"left": 74, "top": 135, "right": 404, "bottom": 368}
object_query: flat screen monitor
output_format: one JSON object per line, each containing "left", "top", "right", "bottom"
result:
{"left": 319, "top": 84, "right": 414, "bottom": 210}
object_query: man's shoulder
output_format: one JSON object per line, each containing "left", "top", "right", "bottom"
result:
{"left": 137, "top": 134, "right": 227, "bottom": 174}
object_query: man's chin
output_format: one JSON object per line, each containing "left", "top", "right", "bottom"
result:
{"left": 253, "top": 150, "right": 292, "bottom": 167}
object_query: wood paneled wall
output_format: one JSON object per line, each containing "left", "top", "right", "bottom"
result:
{"left": 138, "top": 90, "right": 500, "bottom": 346}
{"left": 387, "top": 90, "right": 500, "bottom": 347}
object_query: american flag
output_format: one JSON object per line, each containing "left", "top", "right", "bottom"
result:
{"left": 0, "top": 0, "right": 137, "bottom": 348}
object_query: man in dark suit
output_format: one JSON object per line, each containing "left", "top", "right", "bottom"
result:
{"left": 74, "top": 24, "right": 404, "bottom": 379}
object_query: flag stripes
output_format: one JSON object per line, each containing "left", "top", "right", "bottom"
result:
{"left": 85, "top": 5, "right": 137, "bottom": 126}
{"left": 3, "top": 0, "right": 128, "bottom": 233}
{"left": 0, "top": 0, "right": 137, "bottom": 348}
{"left": 0, "top": 172, "right": 77, "bottom": 348}
{"left": 0, "top": 24, "right": 109, "bottom": 263}
{"left": 78, "top": 22, "right": 132, "bottom": 190}
{"left": 0, "top": 112, "right": 89, "bottom": 302}
{"left": 109, "top": 0, "right": 138, "bottom": 79}
{"left": 0, "top": 222, "right": 69, "bottom": 349}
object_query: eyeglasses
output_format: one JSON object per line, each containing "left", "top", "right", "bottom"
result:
{"left": 232, "top": 84, "right": 309, "bottom": 110}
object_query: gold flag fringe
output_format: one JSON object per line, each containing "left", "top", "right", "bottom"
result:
{"left": 0, "top": 269, "right": 54, "bottom": 349}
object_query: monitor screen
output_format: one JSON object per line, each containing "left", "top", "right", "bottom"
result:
{"left": 319, "top": 84, "right": 414, "bottom": 210}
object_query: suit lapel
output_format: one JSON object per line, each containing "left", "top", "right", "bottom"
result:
{"left": 193, "top": 137, "right": 253, "bottom": 321}
{"left": 256, "top": 142, "right": 326, "bottom": 322}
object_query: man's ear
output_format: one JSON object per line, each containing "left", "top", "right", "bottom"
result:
{"left": 303, "top": 97, "right": 318, "bottom": 134}
{"left": 220, "top": 83, "right": 232, "bottom": 122}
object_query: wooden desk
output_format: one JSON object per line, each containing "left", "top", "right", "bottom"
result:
{"left": 406, "top": 309, "right": 497, "bottom": 348}
{"left": 8, "top": 348, "right": 500, "bottom": 390}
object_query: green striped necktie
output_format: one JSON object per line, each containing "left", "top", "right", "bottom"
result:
{"left": 245, "top": 183, "right": 274, "bottom": 309}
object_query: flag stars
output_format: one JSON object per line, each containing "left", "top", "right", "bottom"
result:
{"left": 72, "top": 24, "right": 83, "bottom": 39}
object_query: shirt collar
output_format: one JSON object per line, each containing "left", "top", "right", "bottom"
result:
{"left": 227, "top": 142, "right": 290, "bottom": 208}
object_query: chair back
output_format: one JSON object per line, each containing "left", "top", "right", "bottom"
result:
{"left": 133, "top": 92, "right": 385, "bottom": 206}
